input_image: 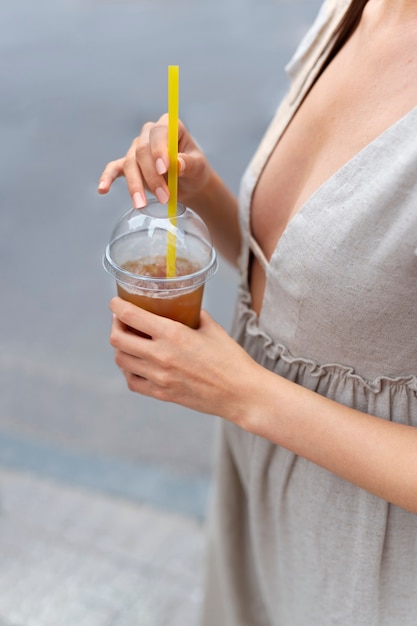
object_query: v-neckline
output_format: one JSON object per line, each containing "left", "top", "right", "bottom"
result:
{"left": 247, "top": 104, "right": 417, "bottom": 322}
{"left": 250, "top": 104, "right": 417, "bottom": 262}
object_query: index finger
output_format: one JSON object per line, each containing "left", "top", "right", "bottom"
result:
{"left": 110, "top": 297, "right": 169, "bottom": 338}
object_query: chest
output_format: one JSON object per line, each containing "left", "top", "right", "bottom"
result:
{"left": 256, "top": 127, "right": 417, "bottom": 379}
{"left": 250, "top": 27, "right": 417, "bottom": 261}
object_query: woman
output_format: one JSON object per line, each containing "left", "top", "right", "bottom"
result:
{"left": 98, "top": 0, "right": 417, "bottom": 624}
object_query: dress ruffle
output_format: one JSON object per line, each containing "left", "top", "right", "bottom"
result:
{"left": 233, "top": 288, "right": 417, "bottom": 425}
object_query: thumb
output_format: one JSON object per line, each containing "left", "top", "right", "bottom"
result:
{"left": 178, "top": 155, "right": 187, "bottom": 176}
{"left": 177, "top": 149, "right": 208, "bottom": 182}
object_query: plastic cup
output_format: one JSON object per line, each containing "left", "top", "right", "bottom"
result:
{"left": 103, "top": 198, "right": 218, "bottom": 328}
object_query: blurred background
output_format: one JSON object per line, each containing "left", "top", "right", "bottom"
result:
{"left": 0, "top": 0, "right": 321, "bottom": 624}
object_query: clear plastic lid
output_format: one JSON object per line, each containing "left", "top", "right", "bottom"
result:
{"left": 103, "top": 198, "right": 218, "bottom": 294}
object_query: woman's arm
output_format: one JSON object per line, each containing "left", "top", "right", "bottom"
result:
{"left": 98, "top": 114, "right": 241, "bottom": 266}
{"left": 251, "top": 367, "right": 417, "bottom": 514}
{"left": 109, "top": 298, "right": 417, "bottom": 515}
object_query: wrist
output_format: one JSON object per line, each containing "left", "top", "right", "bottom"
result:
{"left": 179, "top": 166, "right": 219, "bottom": 211}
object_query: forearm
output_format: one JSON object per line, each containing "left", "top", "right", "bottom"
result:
{"left": 110, "top": 296, "right": 417, "bottom": 512}
{"left": 182, "top": 169, "right": 241, "bottom": 267}
{"left": 240, "top": 365, "right": 417, "bottom": 513}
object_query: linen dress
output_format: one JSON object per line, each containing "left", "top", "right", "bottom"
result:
{"left": 201, "top": 1, "right": 417, "bottom": 625}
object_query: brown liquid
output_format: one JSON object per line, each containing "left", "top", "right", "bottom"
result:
{"left": 117, "top": 256, "right": 204, "bottom": 329}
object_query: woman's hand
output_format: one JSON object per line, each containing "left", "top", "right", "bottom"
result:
{"left": 98, "top": 114, "right": 212, "bottom": 209}
{"left": 109, "top": 297, "right": 259, "bottom": 425}
{"left": 97, "top": 114, "right": 241, "bottom": 265}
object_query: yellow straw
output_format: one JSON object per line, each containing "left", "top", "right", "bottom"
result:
{"left": 167, "top": 65, "right": 179, "bottom": 278}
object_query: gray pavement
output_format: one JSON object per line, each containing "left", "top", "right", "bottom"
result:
{"left": 0, "top": 468, "right": 205, "bottom": 626}
{"left": 0, "top": 0, "right": 321, "bottom": 623}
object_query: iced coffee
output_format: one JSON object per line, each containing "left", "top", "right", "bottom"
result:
{"left": 103, "top": 199, "right": 217, "bottom": 328}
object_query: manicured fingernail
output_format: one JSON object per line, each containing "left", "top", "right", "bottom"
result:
{"left": 156, "top": 158, "right": 167, "bottom": 175}
{"left": 155, "top": 187, "right": 169, "bottom": 204}
{"left": 98, "top": 181, "right": 106, "bottom": 191}
{"left": 133, "top": 191, "right": 146, "bottom": 209}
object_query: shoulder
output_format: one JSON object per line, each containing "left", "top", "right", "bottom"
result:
{"left": 285, "top": 0, "right": 351, "bottom": 85}
{"left": 241, "top": 1, "right": 352, "bottom": 189}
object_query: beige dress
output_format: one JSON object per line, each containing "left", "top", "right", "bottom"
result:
{"left": 201, "top": 1, "right": 417, "bottom": 625}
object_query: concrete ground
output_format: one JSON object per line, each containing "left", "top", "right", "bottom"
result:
{"left": 0, "top": 0, "right": 321, "bottom": 623}
{"left": 0, "top": 468, "right": 205, "bottom": 626}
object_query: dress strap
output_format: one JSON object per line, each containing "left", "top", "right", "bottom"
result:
{"left": 249, "top": 234, "right": 269, "bottom": 271}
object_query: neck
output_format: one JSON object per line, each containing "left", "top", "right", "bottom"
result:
{"left": 369, "top": 0, "right": 417, "bottom": 22}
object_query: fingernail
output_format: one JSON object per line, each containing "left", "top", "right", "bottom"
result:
{"left": 155, "top": 187, "right": 169, "bottom": 204}
{"left": 156, "top": 157, "right": 167, "bottom": 175}
{"left": 133, "top": 191, "right": 146, "bottom": 209}
{"left": 98, "top": 181, "right": 106, "bottom": 191}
